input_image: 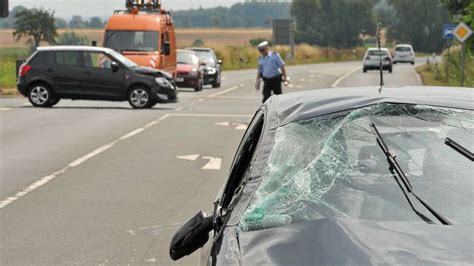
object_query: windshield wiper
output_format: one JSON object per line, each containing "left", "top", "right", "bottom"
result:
{"left": 445, "top": 138, "right": 474, "bottom": 161}
{"left": 369, "top": 122, "right": 452, "bottom": 225}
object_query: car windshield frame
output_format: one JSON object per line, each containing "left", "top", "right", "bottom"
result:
{"left": 239, "top": 103, "right": 474, "bottom": 231}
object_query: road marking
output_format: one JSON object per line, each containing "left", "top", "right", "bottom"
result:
{"left": 202, "top": 157, "right": 222, "bottom": 170}
{"left": 215, "top": 121, "right": 248, "bottom": 130}
{"left": 0, "top": 113, "right": 251, "bottom": 209}
{"left": 128, "top": 230, "right": 137, "bottom": 236}
{"left": 176, "top": 154, "right": 200, "bottom": 161}
{"left": 208, "top": 86, "right": 239, "bottom": 98}
{"left": 331, "top": 66, "right": 362, "bottom": 88}
{"left": 0, "top": 108, "right": 11, "bottom": 111}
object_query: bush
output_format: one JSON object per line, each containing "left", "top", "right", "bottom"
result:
{"left": 56, "top": 31, "right": 89, "bottom": 45}
{"left": 192, "top": 38, "right": 205, "bottom": 47}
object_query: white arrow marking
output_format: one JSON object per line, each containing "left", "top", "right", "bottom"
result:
{"left": 215, "top": 122, "right": 231, "bottom": 127}
{"left": 234, "top": 123, "right": 248, "bottom": 130}
{"left": 202, "top": 157, "right": 222, "bottom": 170}
{"left": 176, "top": 154, "right": 200, "bottom": 161}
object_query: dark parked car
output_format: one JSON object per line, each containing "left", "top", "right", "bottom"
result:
{"left": 17, "top": 46, "right": 178, "bottom": 109}
{"left": 186, "top": 47, "right": 222, "bottom": 88}
{"left": 170, "top": 86, "right": 474, "bottom": 265}
{"left": 175, "top": 49, "right": 204, "bottom": 92}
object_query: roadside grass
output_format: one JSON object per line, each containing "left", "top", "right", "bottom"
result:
{"left": 416, "top": 46, "right": 473, "bottom": 87}
{"left": 0, "top": 47, "right": 29, "bottom": 95}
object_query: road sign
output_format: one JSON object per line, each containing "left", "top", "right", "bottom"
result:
{"left": 0, "top": 0, "right": 8, "bottom": 18}
{"left": 443, "top": 24, "right": 455, "bottom": 40}
{"left": 453, "top": 22, "right": 473, "bottom": 43}
{"left": 273, "top": 19, "right": 295, "bottom": 59}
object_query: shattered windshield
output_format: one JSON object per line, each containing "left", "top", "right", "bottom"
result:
{"left": 240, "top": 103, "right": 473, "bottom": 231}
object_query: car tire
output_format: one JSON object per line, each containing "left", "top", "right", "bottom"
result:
{"left": 128, "top": 86, "right": 153, "bottom": 109}
{"left": 411, "top": 61, "right": 415, "bottom": 65}
{"left": 49, "top": 97, "right": 60, "bottom": 106}
{"left": 194, "top": 79, "right": 203, "bottom": 92}
{"left": 28, "top": 84, "right": 53, "bottom": 107}
{"left": 393, "top": 61, "right": 397, "bottom": 64}
{"left": 389, "top": 67, "right": 393, "bottom": 73}
{"left": 363, "top": 67, "right": 367, "bottom": 73}
{"left": 212, "top": 74, "right": 221, "bottom": 88}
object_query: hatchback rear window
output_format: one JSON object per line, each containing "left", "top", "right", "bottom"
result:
{"left": 367, "top": 50, "right": 389, "bottom": 56}
{"left": 396, "top": 46, "right": 412, "bottom": 52}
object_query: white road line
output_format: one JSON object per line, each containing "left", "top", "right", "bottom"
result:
{"left": 201, "top": 157, "right": 222, "bottom": 170}
{"left": 0, "top": 113, "right": 252, "bottom": 209}
{"left": 208, "top": 86, "right": 239, "bottom": 98}
{"left": 0, "top": 114, "right": 169, "bottom": 209}
{"left": 0, "top": 108, "right": 11, "bottom": 111}
{"left": 331, "top": 67, "right": 362, "bottom": 88}
{"left": 176, "top": 154, "right": 200, "bottom": 161}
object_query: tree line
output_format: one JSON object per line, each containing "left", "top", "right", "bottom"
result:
{"left": 0, "top": 5, "right": 106, "bottom": 29}
{"left": 292, "top": 0, "right": 474, "bottom": 52}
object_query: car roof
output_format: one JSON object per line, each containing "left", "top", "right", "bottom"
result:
{"left": 264, "top": 86, "right": 473, "bottom": 127}
{"left": 177, "top": 49, "right": 196, "bottom": 53}
{"left": 37, "top": 46, "right": 114, "bottom": 53}
{"left": 396, "top": 44, "right": 413, "bottom": 47}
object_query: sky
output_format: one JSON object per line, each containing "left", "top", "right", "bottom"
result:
{"left": 9, "top": 0, "right": 240, "bottom": 19}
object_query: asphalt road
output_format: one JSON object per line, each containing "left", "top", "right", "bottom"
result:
{"left": 0, "top": 60, "right": 423, "bottom": 265}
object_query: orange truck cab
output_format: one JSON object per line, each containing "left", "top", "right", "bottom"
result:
{"left": 103, "top": 0, "right": 176, "bottom": 75}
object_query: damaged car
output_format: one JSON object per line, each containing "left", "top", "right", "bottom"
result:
{"left": 17, "top": 46, "right": 178, "bottom": 109}
{"left": 170, "top": 86, "right": 473, "bottom": 265}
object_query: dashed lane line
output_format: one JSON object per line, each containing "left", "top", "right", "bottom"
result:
{"left": 0, "top": 113, "right": 251, "bottom": 209}
{"left": 208, "top": 86, "right": 239, "bottom": 98}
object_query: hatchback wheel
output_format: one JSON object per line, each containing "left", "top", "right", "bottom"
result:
{"left": 128, "top": 86, "right": 152, "bottom": 109}
{"left": 194, "top": 79, "right": 203, "bottom": 92}
{"left": 28, "top": 84, "right": 53, "bottom": 107}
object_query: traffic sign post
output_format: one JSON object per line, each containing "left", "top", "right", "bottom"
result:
{"left": 453, "top": 22, "right": 473, "bottom": 87}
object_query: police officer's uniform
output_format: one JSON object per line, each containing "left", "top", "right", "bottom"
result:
{"left": 258, "top": 51, "right": 285, "bottom": 103}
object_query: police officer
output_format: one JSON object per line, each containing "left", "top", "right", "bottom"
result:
{"left": 255, "top": 41, "right": 288, "bottom": 103}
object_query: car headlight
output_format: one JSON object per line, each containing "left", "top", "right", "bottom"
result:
{"left": 190, "top": 68, "right": 199, "bottom": 76}
{"left": 155, "top": 77, "right": 172, "bottom": 88}
{"left": 207, "top": 67, "right": 216, "bottom": 74}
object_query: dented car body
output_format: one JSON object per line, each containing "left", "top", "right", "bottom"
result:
{"left": 170, "top": 86, "right": 474, "bottom": 265}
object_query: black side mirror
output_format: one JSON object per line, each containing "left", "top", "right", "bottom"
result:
{"left": 169, "top": 211, "right": 213, "bottom": 261}
{"left": 217, "top": 59, "right": 223, "bottom": 65}
{"left": 111, "top": 62, "right": 119, "bottom": 72}
{"left": 163, "top": 41, "right": 171, "bottom": 56}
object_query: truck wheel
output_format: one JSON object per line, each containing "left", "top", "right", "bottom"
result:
{"left": 28, "top": 84, "right": 53, "bottom": 107}
{"left": 128, "top": 86, "right": 152, "bottom": 109}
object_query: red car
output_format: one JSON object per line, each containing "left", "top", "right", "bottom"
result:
{"left": 175, "top": 49, "right": 204, "bottom": 91}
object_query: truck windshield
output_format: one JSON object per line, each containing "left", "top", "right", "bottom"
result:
{"left": 107, "top": 49, "right": 138, "bottom": 68}
{"left": 104, "top": 30, "right": 159, "bottom": 52}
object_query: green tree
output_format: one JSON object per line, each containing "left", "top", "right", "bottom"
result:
{"left": 292, "top": 0, "right": 377, "bottom": 48}
{"left": 56, "top": 31, "right": 90, "bottom": 45}
{"left": 387, "top": 0, "right": 451, "bottom": 53}
{"left": 69, "top": 15, "right": 86, "bottom": 28}
{"left": 13, "top": 8, "right": 57, "bottom": 49}
{"left": 54, "top": 17, "right": 68, "bottom": 28}
{"left": 442, "top": 0, "right": 471, "bottom": 16}
{"left": 88, "top": 17, "right": 103, "bottom": 28}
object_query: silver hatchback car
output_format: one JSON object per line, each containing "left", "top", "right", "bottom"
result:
{"left": 363, "top": 48, "right": 393, "bottom": 73}
{"left": 393, "top": 44, "right": 415, "bottom": 65}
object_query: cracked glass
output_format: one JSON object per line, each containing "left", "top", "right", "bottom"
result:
{"left": 240, "top": 103, "right": 474, "bottom": 231}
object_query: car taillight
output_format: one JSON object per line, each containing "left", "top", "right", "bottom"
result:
{"left": 384, "top": 57, "right": 391, "bottom": 61}
{"left": 19, "top": 64, "right": 32, "bottom": 77}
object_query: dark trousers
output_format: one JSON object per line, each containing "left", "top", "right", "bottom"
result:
{"left": 262, "top": 75, "right": 282, "bottom": 103}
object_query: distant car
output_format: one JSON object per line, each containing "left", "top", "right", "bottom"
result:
{"left": 176, "top": 49, "right": 204, "bottom": 92}
{"left": 393, "top": 44, "right": 415, "bottom": 65}
{"left": 170, "top": 86, "right": 474, "bottom": 265}
{"left": 17, "top": 46, "right": 177, "bottom": 109}
{"left": 363, "top": 48, "right": 393, "bottom": 73}
{"left": 186, "top": 47, "right": 222, "bottom": 88}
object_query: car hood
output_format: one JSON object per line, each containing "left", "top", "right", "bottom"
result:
{"left": 132, "top": 66, "right": 173, "bottom": 79}
{"left": 231, "top": 218, "right": 473, "bottom": 265}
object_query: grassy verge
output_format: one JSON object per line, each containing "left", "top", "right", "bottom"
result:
{"left": 415, "top": 46, "right": 473, "bottom": 87}
{"left": 0, "top": 47, "right": 29, "bottom": 95}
